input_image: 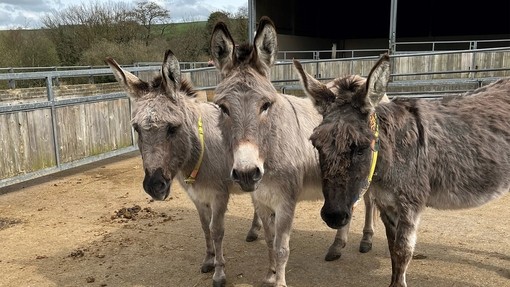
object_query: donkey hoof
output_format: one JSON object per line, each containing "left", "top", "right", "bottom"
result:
{"left": 201, "top": 263, "right": 215, "bottom": 273}
{"left": 212, "top": 278, "right": 226, "bottom": 287}
{"left": 324, "top": 251, "right": 342, "bottom": 261}
{"left": 245, "top": 232, "right": 259, "bottom": 242}
{"left": 359, "top": 242, "right": 372, "bottom": 253}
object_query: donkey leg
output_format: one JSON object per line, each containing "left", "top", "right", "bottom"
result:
{"left": 246, "top": 195, "right": 262, "bottom": 242}
{"left": 193, "top": 201, "right": 215, "bottom": 274}
{"left": 360, "top": 191, "right": 376, "bottom": 253}
{"left": 210, "top": 195, "right": 229, "bottom": 287}
{"left": 257, "top": 204, "right": 277, "bottom": 286}
{"left": 272, "top": 204, "right": 296, "bottom": 287}
{"left": 380, "top": 207, "right": 420, "bottom": 287}
{"left": 325, "top": 222, "right": 350, "bottom": 261}
{"left": 380, "top": 209, "right": 398, "bottom": 286}
{"left": 391, "top": 208, "right": 421, "bottom": 287}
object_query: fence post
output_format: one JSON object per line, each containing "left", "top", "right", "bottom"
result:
{"left": 470, "top": 49, "right": 479, "bottom": 79}
{"left": 54, "top": 67, "right": 60, "bottom": 86}
{"left": 8, "top": 67, "right": 15, "bottom": 89}
{"left": 88, "top": 66, "right": 94, "bottom": 84}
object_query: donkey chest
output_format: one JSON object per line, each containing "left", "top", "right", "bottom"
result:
{"left": 371, "top": 182, "right": 398, "bottom": 211}
{"left": 252, "top": 179, "right": 323, "bottom": 210}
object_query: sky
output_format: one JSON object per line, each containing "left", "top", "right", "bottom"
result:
{"left": 0, "top": 0, "right": 247, "bottom": 30}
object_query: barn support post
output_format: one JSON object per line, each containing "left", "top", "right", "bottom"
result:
{"left": 389, "top": 0, "right": 398, "bottom": 54}
{"left": 248, "top": 0, "right": 256, "bottom": 41}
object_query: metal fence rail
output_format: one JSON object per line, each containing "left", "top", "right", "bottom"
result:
{"left": 1, "top": 47, "right": 510, "bottom": 188}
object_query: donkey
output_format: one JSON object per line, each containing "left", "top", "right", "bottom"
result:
{"left": 294, "top": 53, "right": 510, "bottom": 287}
{"left": 106, "top": 50, "right": 264, "bottom": 287}
{"left": 210, "top": 16, "right": 378, "bottom": 286}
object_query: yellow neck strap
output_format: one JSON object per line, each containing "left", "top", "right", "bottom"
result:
{"left": 357, "top": 112, "right": 379, "bottom": 203}
{"left": 184, "top": 116, "right": 205, "bottom": 185}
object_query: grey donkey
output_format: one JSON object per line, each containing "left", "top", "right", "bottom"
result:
{"left": 106, "top": 50, "right": 263, "bottom": 287}
{"left": 210, "top": 16, "right": 378, "bottom": 287}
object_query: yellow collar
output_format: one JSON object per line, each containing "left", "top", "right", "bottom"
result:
{"left": 357, "top": 112, "right": 379, "bottom": 203}
{"left": 184, "top": 116, "right": 205, "bottom": 184}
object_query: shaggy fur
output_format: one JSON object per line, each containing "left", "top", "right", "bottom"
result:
{"left": 295, "top": 54, "right": 510, "bottom": 287}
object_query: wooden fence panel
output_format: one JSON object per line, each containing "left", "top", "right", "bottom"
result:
{"left": 56, "top": 99, "right": 132, "bottom": 164}
{"left": 0, "top": 109, "right": 56, "bottom": 180}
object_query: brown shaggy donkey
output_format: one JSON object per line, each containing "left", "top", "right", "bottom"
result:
{"left": 294, "top": 54, "right": 510, "bottom": 287}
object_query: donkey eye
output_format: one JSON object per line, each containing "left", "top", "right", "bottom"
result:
{"left": 353, "top": 145, "right": 369, "bottom": 156}
{"left": 219, "top": 104, "right": 230, "bottom": 116}
{"left": 261, "top": 101, "right": 272, "bottom": 113}
{"left": 167, "top": 124, "right": 180, "bottom": 137}
{"left": 349, "top": 143, "right": 366, "bottom": 156}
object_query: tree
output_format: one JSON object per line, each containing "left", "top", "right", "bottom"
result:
{"left": 0, "top": 29, "right": 58, "bottom": 67}
{"left": 130, "top": 1, "right": 170, "bottom": 46}
{"left": 41, "top": 1, "right": 140, "bottom": 65}
{"left": 204, "top": 8, "right": 248, "bottom": 55}
{"left": 168, "top": 22, "right": 208, "bottom": 62}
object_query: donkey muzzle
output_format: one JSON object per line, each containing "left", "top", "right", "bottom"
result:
{"left": 143, "top": 168, "right": 171, "bottom": 200}
{"left": 231, "top": 142, "right": 264, "bottom": 192}
{"left": 320, "top": 205, "right": 351, "bottom": 229}
{"left": 231, "top": 166, "right": 263, "bottom": 192}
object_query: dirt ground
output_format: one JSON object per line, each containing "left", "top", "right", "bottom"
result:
{"left": 0, "top": 152, "right": 509, "bottom": 287}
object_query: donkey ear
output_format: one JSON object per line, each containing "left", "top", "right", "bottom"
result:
{"left": 161, "top": 49, "right": 181, "bottom": 100}
{"left": 105, "top": 57, "right": 146, "bottom": 101}
{"left": 253, "top": 16, "right": 278, "bottom": 68}
{"left": 293, "top": 59, "right": 335, "bottom": 114}
{"left": 365, "top": 53, "right": 391, "bottom": 108}
{"left": 210, "top": 21, "right": 236, "bottom": 77}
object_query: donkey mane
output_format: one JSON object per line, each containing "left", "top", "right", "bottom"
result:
{"left": 330, "top": 75, "right": 366, "bottom": 94}
{"left": 146, "top": 75, "right": 198, "bottom": 99}
{"left": 235, "top": 42, "right": 271, "bottom": 77}
{"left": 236, "top": 43, "right": 254, "bottom": 63}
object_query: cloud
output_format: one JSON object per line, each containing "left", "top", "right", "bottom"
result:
{"left": 0, "top": 0, "right": 246, "bottom": 30}
{"left": 165, "top": 0, "right": 245, "bottom": 22}
{"left": 0, "top": 1, "right": 54, "bottom": 29}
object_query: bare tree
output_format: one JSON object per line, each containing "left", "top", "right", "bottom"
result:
{"left": 130, "top": 1, "right": 170, "bottom": 46}
{"left": 41, "top": 1, "right": 143, "bottom": 65}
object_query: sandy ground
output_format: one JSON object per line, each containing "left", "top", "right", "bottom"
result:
{"left": 0, "top": 152, "right": 509, "bottom": 287}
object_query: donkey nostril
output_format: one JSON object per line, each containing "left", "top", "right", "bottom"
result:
{"left": 153, "top": 180, "right": 165, "bottom": 192}
{"left": 252, "top": 167, "right": 262, "bottom": 182}
{"left": 231, "top": 169, "right": 240, "bottom": 182}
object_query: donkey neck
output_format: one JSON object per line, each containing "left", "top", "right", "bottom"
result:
{"left": 179, "top": 101, "right": 223, "bottom": 184}
{"left": 372, "top": 98, "right": 426, "bottom": 178}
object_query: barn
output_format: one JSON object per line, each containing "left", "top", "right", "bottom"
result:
{"left": 247, "top": 0, "right": 510, "bottom": 55}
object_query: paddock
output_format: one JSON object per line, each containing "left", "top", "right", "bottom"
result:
{"left": 0, "top": 152, "right": 508, "bottom": 287}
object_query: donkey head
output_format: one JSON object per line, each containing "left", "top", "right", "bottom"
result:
{"left": 294, "top": 54, "right": 391, "bottom": 229}
{"left": 106, "top": 50, "right": 197, "bottom": 200}
{"left": 211, "top": 16, "right": 278, "bottom": 191}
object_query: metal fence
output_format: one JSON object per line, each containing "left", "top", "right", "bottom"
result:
{"left": 0, "top": 65, "right": 160, "bottom": 188}
{"left": 1, "top": 46, "right": 510, "bottom": 188}
{"left": 0, "top": 62, "right": 210, "bottom": 89}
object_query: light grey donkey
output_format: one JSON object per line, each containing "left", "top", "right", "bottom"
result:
{"left": 210, "top": 16, "right": 378, "bottom": 287}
